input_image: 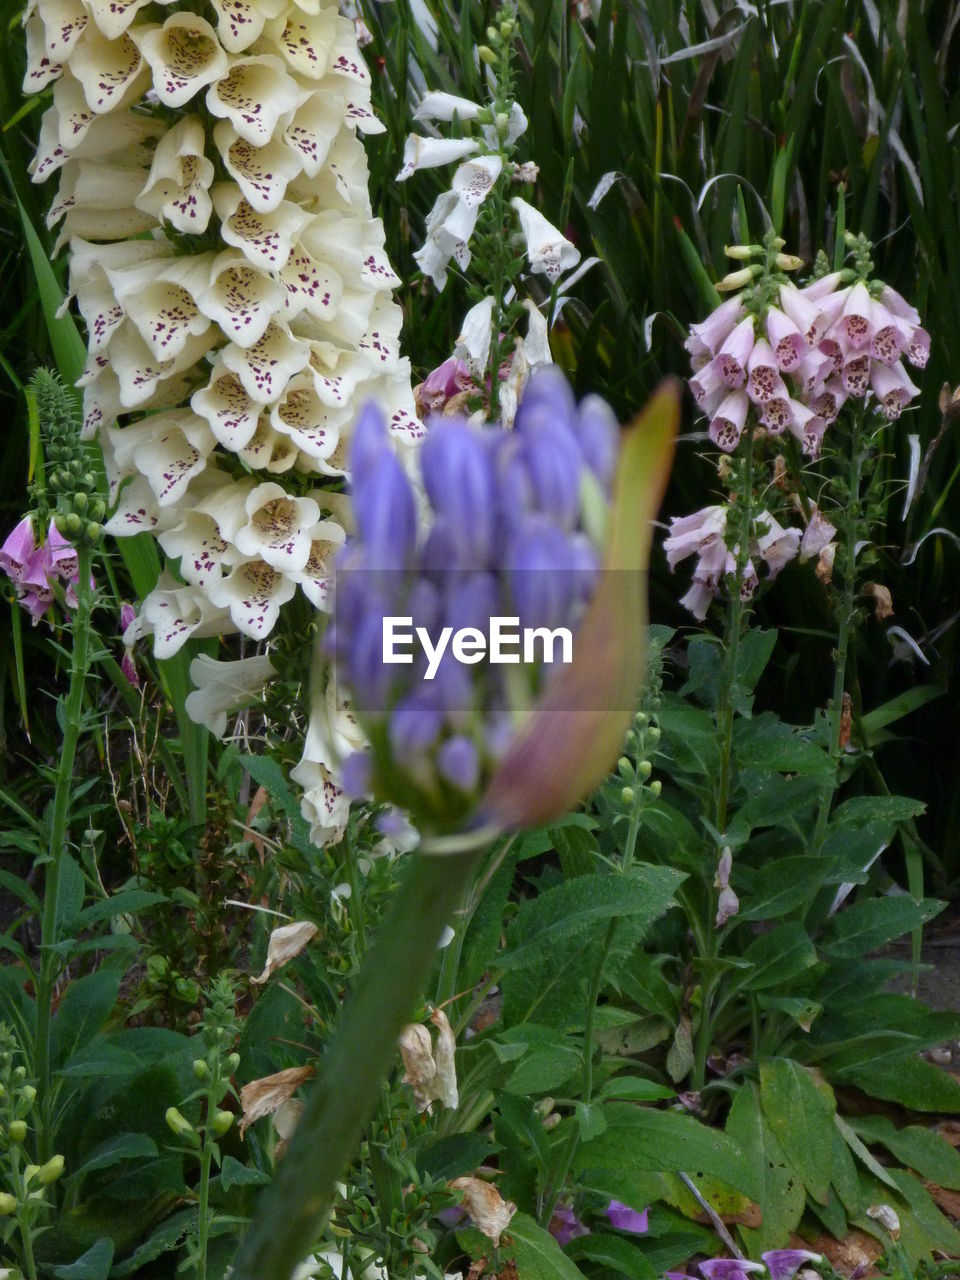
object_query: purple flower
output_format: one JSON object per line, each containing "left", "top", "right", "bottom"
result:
{"left": 604, "top": 1200, "right": 649, "bottom": 1233}
{"left": 698, "top": 1260, "right": 766, "bottom": 1280}
{"left": 0, "top": 516, "right": 38, "bottom": 581}
{"left": 549, "top": 1204, "right": 590, "bottom": 1246}
{"left": 0, "top": 514, "right": 90, "bottom": 624}
{"left": 761, "top": 1249, "right": 822, "bottom": 1280}
{"left": 421, "top": 418, "right": 498, "bottom": 564}
{"left": 574, "top": 394, "right": 620, "bottom": 490}
{"left": 437, "top": 736, "right": 479, "bottom": 792}
{"left": 415, "top": 356, "right": 474, "bottom": 413}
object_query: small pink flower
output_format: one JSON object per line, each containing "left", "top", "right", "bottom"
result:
{"left": 755, "top": 511, "right": 801, "bottom": 577}
{"left": 44, "top": 521, "right": 79, "bottom": 582}
{"left": 779, "top": 284, "right": 828, "bottom": 345}
{"left": 690, "top": 360, "right": 727, "bottom": 411}
{"left": 870, "top": 360, "right": 919, "bottom": 420}
{"left": 709, "top": 389, "right": 749, "bottom": 451}
{"left": 787, "top": 407, "right": 827, "bottom": 458}
{"left": 746, "top": 339, "right": 783, "bottom": 403}
{"left": 808, "top": 376, "right": 846, "bottom": 423}
{"left": 710, "top": 316, "right": 756, "bottom": 388}
{"left": 0, "top": 516, "right": 39, "bottom": 582}
{"left": 793, "top": 348, "right": 833, "bottom": 394}
{"left": 684, "top": 295, "right": 745, "bottom": 359}
{"left": 759, "top": 395, "right": 791, "bottom": 435}
{"left": 714, "top": 847, "right": 739, "bottom": 926}
{"left": 799, "top": 270, "right": 847, "bottom": 301}
{"left": 415, "top": 356, "right": 474, "bottom": 414}
{"left": 663, "top": 506, "right": 727, "bottom": 571}
{"left": 765, "top": 307, "right": 806, "bottom": 372}
{"left": 120, "top": 603, "right": 140, "bottom": 688}
{"left": 699, "top": 1261, "right": 766, "bottom": 1280}
{"left": 679, "top": 576, "right": 719, "bottom": 621}
{"left": 550, "top": 1204, "right": 590, "bottom": 1246}
{"left": 761, "top": 1249, "right": 822, "bottom": 1280}
{"left": 837, "top": 281, "right": 874, "bottom": 349}
{"left": 840, "top": 352, "right": 871, "bottom": 398}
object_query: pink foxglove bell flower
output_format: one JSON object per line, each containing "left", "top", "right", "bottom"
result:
{"left": 714, "top": 846, "right": 739, "bottom": 926}
{"left": 549, "top": 1204, "right": 590, "bottom": 1246}
{"left": 799, "top": 507, "right": 837, "bottom": 562}
{"left": 119, "top": 602, "right": 140, "bottom": 687}
{"left": 604, "top": 1200, "right": 649, "bottom": 1234}
{"left": 1, "top": 516, "right": 90, "bottom": 623}
{"left": 684, "top": 295, "right": 745, "bottom": 363}
{"left": 699, "top": 1261, "right": 766, "bottom": 1280}
{"left": 710, "top": 315, "right": 756, "bottom": 388}
{"left": 709, "top": 389, "right": 749, "bottom": 452}
{"left": 415, "top": 356, "right": 475, "bottom": 415}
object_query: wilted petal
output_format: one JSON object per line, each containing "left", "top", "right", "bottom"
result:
{"left": 239, "top": 1065, "right": 315, "bottom": 1137}
{"left": 251, "top": 921, "right": 318, "bottom": 984}
{"left": 449, "top": 1178, "right": 517, "bottom": 1247}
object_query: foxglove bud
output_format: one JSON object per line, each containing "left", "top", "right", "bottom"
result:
{"left": 37, "top": 1154, "right": 65, "bottom": 1184}
{"left": 211, "top": 1110, "right": 234, "bottom": 1136}
{"left": 7, "top": 1119, "right": 27, "bottom": 1143}
{"left": 165, "top": 1106, "right": 200, "bottom": 1145}
{"left": 0, "top": 1192, "right": 16, "bottom": 1214}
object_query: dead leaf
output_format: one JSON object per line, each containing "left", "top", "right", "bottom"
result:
{"left": 863, "top": 582, "right": 894, "bottom": 620}
{"left": 246, "top": 786, "right": 268, "bottom": 863}
{"left": 839, "top": 692, "right": 853, "bottom": 750}
{"left": 250, "top": 921, "right": 318, "bottom": 985}
{"left": 924, "top": 1181, "right": 960, "bottom": 1218}
{"left": 398, "top": 1009, "right": 458, "bottom": 1112}
{"left": 808, "top": 1229, "right": 883, "bottom": 1277}
{"left": 239, "top": 1065, "right": 315, "bottom": 1137}
{"left": 450, "top": 1177, "right": 517, "bottom": 1247}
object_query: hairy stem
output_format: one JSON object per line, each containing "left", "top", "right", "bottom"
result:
{"left": 35, "top": 544, "right": 93, "bottom": 1160}
{"left": 230, "top": 844, "right": 485, "bottom": 1279}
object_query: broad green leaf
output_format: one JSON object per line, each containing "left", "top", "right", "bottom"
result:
{"left": 70, "top": 1133, "right": 158, "bottom": 1183}
{"left": 482, "top": 381, "right": 679, "bottom": 826}
{"left": 738, "top": 856, "right": 840, "bottom": 920}
{"left": 734, "top": 714, "right": 832, "bottom": 776}
{"left": 220, "top": 1156, "right": 271, "bottom": 1192}
{"left": 850, "top": 1115, "right": 960, "bottom": 1190}
{"left": 110, "top": 1208, "right": 196, "bottom": 1277}
{"left": 507, "top": 1212, "right": 591, "bottom": 1280}
{"left": 575, "top": 1101, "right": 608, "bottom": 1142}
{"left": 820, "top": 897, "right": 944, "bottom": 958}
{"left": 566, "top": 1232, "right": 657, "bottom": 1279}
{"left": 17, "top": 196, "right": 86, "bottom": 386}
{"left": 598, "top": 1077, "right": 675, "bottom": 1103}
{"left": 726, "top": 1083, "right": 804, "bottom": 1254}
{"left": 52, "top": 969, "right": 122, "bottom": 1071}
{"left": 759, "top": 1058, "right": 836, "bottom": 1204}
{"left": 500, "top": 866, "right": 684, "bottom": 973}
{"left": 834, "top": 1114, "right": 898, "bottom": 1192}
{"left": 573, "top": 1103, "right": 758, "bottom": 1200}
{"left": 50, "top": 1239, "right": 114, "bottom": 1280}
{"left": 830, "top": 796, "right": 926, "bottom": 826}
{"left": 507, "top": 1045, "right": 581, "bottom": 1095}
{"left": 415, "top": 1134, "right": 500, "bottom": 1182}
{"left": 837, "top": 1054, "right": 960, "bottom": 1114}
{"left": 736, "top": 922, "right": 818, "bottom": 992}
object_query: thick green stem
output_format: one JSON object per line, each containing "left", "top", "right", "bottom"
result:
{"left": 196, "top": 1077, "right": 218, "bottom": 1280}
{"left": 812, "top": 418, "right": 863, "bottom": 849}
{"left": 230, "top": 845, "right": 485, "bottom": 1279}
{"left": 539, "top": 790, "right": 645, "bottom": 1225}
{"left": 35, "top": 544, "right": 93, "bottom": 1160}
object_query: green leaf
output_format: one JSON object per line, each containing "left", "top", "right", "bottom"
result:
{"left": 71, "top": 1133, "right": 158, "bottom": 1183}
{"left": 501, "top": 865, "right": 683, "bottom": 973}
{"left": 726, "top": 1083, "right": 804, "bottom": 1255}
{"left": 221, "top": 1155, "right": 271, "bottom": 1192}
{"left": 759, "top": 1058, "right": 836, "bottom": 1204}
{"left": 734, "top": 714, "right": 832, "bottom": 776}
{"left": 52, "top": 969, "right": 122, "bottom": 1071}
{"left": 573, "top": 1103, "right": 758, "bottom": 1201}
{"left": 575, "top": 1102, "right": 608, "bottom": 1142}
{"left": 738, "top": 857, "right": 840, "bottom": 920}
{"left": 838, "top": 1054, "right": 960, "bottom": 1114}
{"left": 598, "top": 1077, "right": 675, "bottom": 1103}
{"left": 17, "top": 196, "right": 86, "bottom": 386}
{"left": 736, "top": 922, "right": 818, "bottom": 992}
{"left": 110, "top": 1208, "right": 196, "bottom": 1277}
{"left": 415, "top": 1134, "right": 499, "bottom": 1182}
{"left": 507, "top": 1212, "right": 590, "bottom": 1280}
{"left": 77, "top": 890, "right": 166, "bottom": 928}
{"left": 565, "top": 1232, "right": 657, "bottom": 1279}
{"left": 834, "top": 1114, "right": 898, "bottom": 1192}
{"left": 850, "top": 1116, "right": 960, "bottom": 1190}
{"left": 820, "top": 897, "right": 944, "bottom": 958}
{"left": 50, "top": 1239, "right": 113, "bottom": 1280}
{"left": 830, "top": 796, "right": 926, "bottom": 826}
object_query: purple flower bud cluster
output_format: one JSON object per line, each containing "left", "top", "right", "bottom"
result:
{"left": 328, "top": 367, "right": 620, "bottom": 823}
{"left": 0, "top": 515, "right": 91, "bottom": 623}
{"left": 686, "top": 274, "right": 928, "bottom": 456}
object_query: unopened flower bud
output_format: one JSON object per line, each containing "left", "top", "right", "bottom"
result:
{"left": 542, "top": 1112, "right": 561, "bottom": 1131}
{"left": 635, "top": 711, "right": 648, "bottom": 727}
{"left": 37, "top": 1154, "right": 65, "bottom": 1184}
{"left": 225, "top": 1052, "right": 241, "bottom": 1074}
{"left": 7, "top": 1119, "right": 27, "bottom": 1143}
{"left": 495, "top": 112, "right": 510, "bottom": 133}
{"left": 500, "top": 19, "right": 514, "bottom": 37}
{"left": 165, "top": 1107, "right": 199, "bottom": 1144}
{"left": 486, "top": 25, "right": 499, "bottom": 41}
{"left": 775, "top": 253, "right": 804, "bottom": 271}
{"left": 13, "top": 1067, "right": 26, "bottom": 1082}
{"left": 533, "top": 1096, "right": 555, "bottom": 1117}
{"left": 193, "top": 1058, "right": 210, "bottom": 1081}
{"left": 620, "top": 786, "right": 635, "bottom": 805}
{"left": 19, "top": 1085, "right": 36, "bottom": 1107}
{"left": 617, "top": 756, "right": 633, "bottom": 780}
{"left": 73, "top": 492, "right": 88, "bottom": 512}
{"left": 646, "top": 725, "right": 660, "bottom": 745}
{"left": 0, "top": 1192, "right": 16, "bottom": 1215}
{"left": 716, "top": 265, "right": 762, "bottom": 292}
{"left": 771, "top": 235, "right": 785, "bottom": 249}
{"left": 478, "top": 44, "right": 497, "bottom": 65}
{"left": 649, "top": 779, "right": 662, "bottom": 797}
{"left": 211, "top": 1109, "right": 234, "bottom": 1136}
{"left": 723, "top": 244, "right": 762, "bottom": 260}
{"left": 638, "top": 759, "right": 652, "bottom": 779}
{"left": 23, "top": 1165, "right": 40, "bottom": 1184}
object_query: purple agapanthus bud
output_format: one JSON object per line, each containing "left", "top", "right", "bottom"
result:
{"left": 518, "top": 412, "right": 583, "bottom": 529}
{"left": 604, "top": 1200, "right": 649, "bottom": 1234}
{"left": 443, "top": 572, "right": 499, "bottom": 636}
{"left": 514, "top": 362, "right": 577, "bottom": 426}
{"left": 341, "top": 750, "right": 372, "bottom": 797}
{"left": 508, "top": 517, "right": 576, "bottom": 630}
{"left": 761, "top": 1249, "right": 822, "bottom": 1280}
{"left": 574, "top": 394, "right": 620, "bottom": 489}
{"left": 350, "top": 406, "right": 417, "bottom": 572}
{"left": 389, "top": 688, "right": 444, "bottom": 755}
{"left": 421, "top": 418, "right": 498, "bottom": 564}
{"left": 437, "top": 736, "right": 480, "bottom": 791}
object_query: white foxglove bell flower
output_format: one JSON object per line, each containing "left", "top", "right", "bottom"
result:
{"left": 269, "top": 372, "right": 349, "bottom": 459}
{"left": 293, "top": 518, "right": 346, "bottom": 608}
{"left": 106, "top": 254, "right": 214, "bottom": 360}
{"left": 215, "top": 123, "right": 303, "bottom": 211}
{"left": 232, "top": 482, "right": 321, "bottom": 572}
{"left": 510, "top": 196, "right": 580, "bottom": 281}
{"left": 454, "top": 296, "right": 494, "bottom": 376}
{"left": 68, "top": 29, "right": 147, "bottom": 111}
{"left": 158, "top": 512, "right": 235, "bottom": 587}
{"left": 412, "top": 91, "right": 483, "bottom": 125}
{"left": 206, "top": 558, "right": 298, "bottom": 638}
{"left": 197, "top": 251, "right": 287, "bottom": 347}
{"left": 265, "top": 8, "right": 339, "bottom": 79}
{"left": 212, "top": 183, "right": 311, "bottom": 270}
{"left": 192, "top": 356, "right": 264, "bottom": 450}
{"left": 108, "top": 410, "right": 215, "bottom": 505}
{"left": 206, "top": 55, "right": 299, "bottom": 146}
{"left": 136, "top": 14, "right": 228, "bottom": 107}
{"left": 185, "top": 653, "right": 277, "bottom": 736}
{"left": 208, "top": 0, "right": 285, "bottom": 54}
{"left": 222, "top": 320, "right": 311, "bottom": 401}
{"left": 397, "top": 135, "right": 480, "bottom": 181}
{"left": 135, "top": 116, "right": 215, "bottom": 233}
{"left": 141, "top": 570, "right": 234, "bottom": 656}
